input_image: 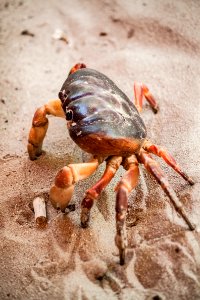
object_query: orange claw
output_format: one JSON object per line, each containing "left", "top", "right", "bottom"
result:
{"left": 50, "top": 159, "right": 99, "bottom": 212}
{"left": 68, "top": 63, "right": 86, "bottom": 75}
{"left": 27, "top": 99, "right": 65, "bottom": 160}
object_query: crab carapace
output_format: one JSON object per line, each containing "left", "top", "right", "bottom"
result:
{"left": 28, "top": 63, "right": 195, "bottom": 265}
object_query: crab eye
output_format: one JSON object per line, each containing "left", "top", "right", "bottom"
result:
{"left": 66, "top": 109, "right": 73, "bottom": 121}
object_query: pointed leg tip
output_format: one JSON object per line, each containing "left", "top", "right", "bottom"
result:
{"left": 64, "top": 204, "right": 76, "bottom": 214}
{"left": 152, "top": 106, "right": 159, "bottom": 114}
{"left": 80, "top": 209, "right": 90, "bottom": 228}
{"left": 189, "top": 179, "right": 195, "bottom": 186}
{"left": 29, "top": 156, "right": 37, "bottom": 161}
{"left": 119, "top": 249, "right": 126, "bottom": 265}
{"left": 182, "top": 213, "right": 196, "bottom": 231}
{"left": 189, "top": 222, "right": 196, "bottom": 231}
{"left": 81, "top": 221, "right": 89, "bottom": 228}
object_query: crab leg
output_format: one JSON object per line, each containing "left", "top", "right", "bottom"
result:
{"left": 138, "top": 149, "right": 195, "bottom": 230}
{"left": 143, "top": 140, "right": 194, "bottom": 185}
{"left": 134, "top": 82, "right": 159, "bottom": 113}
{"left": 68, "top": 63, "right": 86, "bottom": 75}
{"left": 115, "top": 155, "right": 139, "bottom": 265}
{"left": 50, "top": 158, "right": 100, "bottom": 212}
{"left": 81, "top": 156, "right": 122, "bottom": 228}
{"left": 28, "top": 99, "right": 65, "bottom": 160}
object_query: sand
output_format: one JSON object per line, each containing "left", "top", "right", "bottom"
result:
{"left": 0, "top": 0, "right": 200, "bottom": 299}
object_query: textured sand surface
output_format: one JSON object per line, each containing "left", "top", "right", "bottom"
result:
{"left": 0, "top": 0, "right": 200, "bottom": 299}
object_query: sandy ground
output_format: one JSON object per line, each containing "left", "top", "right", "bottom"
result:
{"left": 0, "top": 0, "right": 200, "bottom": 299}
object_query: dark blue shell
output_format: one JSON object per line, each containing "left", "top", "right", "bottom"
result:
{"left": 59, "top": 68, "right": 147, "bottom": 146}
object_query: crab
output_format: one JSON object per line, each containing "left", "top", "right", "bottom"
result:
{"left": 28, "top": 63, "right": 195, "bottom": 265}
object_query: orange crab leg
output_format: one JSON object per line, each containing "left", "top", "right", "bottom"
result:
{"left": 143, "top": 140, "right": 194, "bottom": 185}
{"left": 81, "top": 156, "right": 122, "bottom": 227}
{"left": 28, "top": 99, "right": 65, "bottom": 160}
{"left": 134, "top": 82, "right": 159, "bottom": 113}
{"left": 138, "top": 149, "right": 195, "bottom": 230}
{"left": 115, "top": 155, "right": 139, "bottom": 265}
{"left": 68, "top": 63, "right": 86, "bottom": 75}
{"left": 50, "top": 158, "right": 100, "bottom": 212}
